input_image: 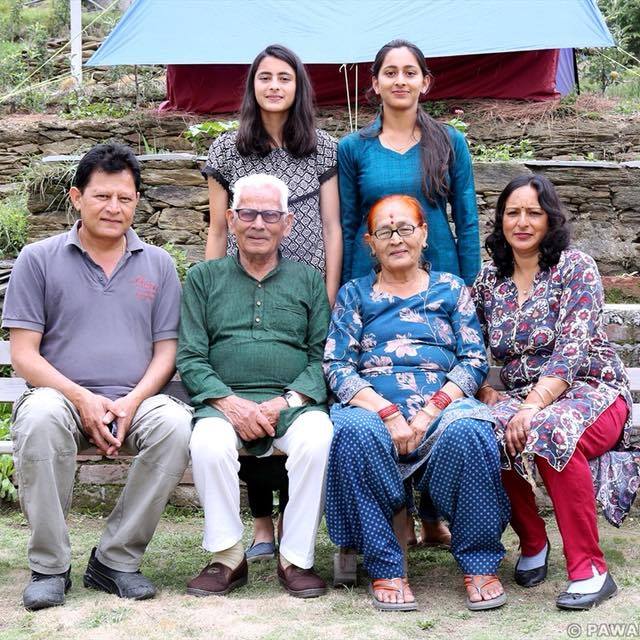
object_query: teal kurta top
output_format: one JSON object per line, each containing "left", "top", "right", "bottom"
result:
{"left": 338, "top": 119, "right": 480, "bottom": 286}
{"left": 177, "top": 255, "right": 330, "bottom": 455}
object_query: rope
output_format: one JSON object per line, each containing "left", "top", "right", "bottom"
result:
{"left": 0, "top": 0, "right": 120, "bottom": 103}
{"left": 339, "top": 64, "right": 353, "bottom": 132}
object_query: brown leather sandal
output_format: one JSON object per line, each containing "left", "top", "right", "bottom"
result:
{"left": 369, "top": 577, "right": 418, "bottom": 612}
{"left": 463, "top": 574, "right": 507, "bottom": 611}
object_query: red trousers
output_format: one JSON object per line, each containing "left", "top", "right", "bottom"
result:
{"left": 501, "top": 396, "right": 628, "bottom": 581}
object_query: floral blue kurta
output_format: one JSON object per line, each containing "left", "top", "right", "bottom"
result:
{"left": 473, "top": 249, "right": 639, "bottom": 526}
{"left": 324, "top": 270, "right": 493, "bottom": 477}
{"left": 323, "top": 271, "right": 509, "bottom": 578}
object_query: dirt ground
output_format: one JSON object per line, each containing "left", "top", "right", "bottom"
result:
{"left": 1, "top": 506, "right": 639, "bottom": 640}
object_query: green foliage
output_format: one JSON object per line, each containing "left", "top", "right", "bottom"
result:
{"left": 0, "top": 0, "right": 23, "bottom": 42}
{"left": 599, "top": 0, "right": 640, "bottom": 59}
{"left": 184, "top": 120, "right": 239, "bottom": 141}
{"left": 63, "top": 93, "right": 133, "bottom": 120}
{"left": 162, "top": 243, "right": 190, "bottom": 283}
{"left": 0, "top": 194, "right": 28, "bottom": 258}
{"left": 605, "top": 287, "right": 640, "bottom": 303}
{"left": 0, "top": 42, "right": 28, "bottom": 91}
{"left": 0, "top": 404, "right": 16, "bottom": 502}
{"left": 472, "top": 139, "right": 535, "bottom": 162}
{"left": 446, "top": 117, "right": 468, "bottom": 136}
{"left": 422, "top": 101, "right": 448, "bottom": 118}
{"left": 0, "top": 455, "right": 16, "bottom": 502}
{"left": 47, "top": 0, "right": 70, "bottom": 37}
{"left": 184, "top": 120, "right": 238, "bottom": 152}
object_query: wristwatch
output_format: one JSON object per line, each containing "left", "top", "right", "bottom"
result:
{"left": 283, "top": 390, "right": 305, "bottom": 408}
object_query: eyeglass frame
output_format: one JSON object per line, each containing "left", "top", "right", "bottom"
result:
{"left": 233, "top": 208, "right": 288, "bottom": 224}
{"left": 371, "top": 224, "right": 420, "bottom": 240}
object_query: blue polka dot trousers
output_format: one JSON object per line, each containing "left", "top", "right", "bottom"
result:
{"left": 325, "top": 406, "right": 510, "bottom": 579}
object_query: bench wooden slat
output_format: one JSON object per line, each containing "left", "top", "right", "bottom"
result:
{"left": 0, "top": 340, "right": 10, "bottom": 366}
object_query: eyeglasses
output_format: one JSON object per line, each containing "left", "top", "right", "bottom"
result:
{"left": 372, "top": 225, "right": 418, "bottom": 240}
{"left": 234, "top": 208, "right": 286, "bottom": 224}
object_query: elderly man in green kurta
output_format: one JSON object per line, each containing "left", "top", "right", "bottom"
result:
{"left": 177, "top": 173, "right": 333, "bottom": 599}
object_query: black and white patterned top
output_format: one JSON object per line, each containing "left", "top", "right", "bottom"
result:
{"left": 201, "top": 129, "right": 337, "bottom": 273}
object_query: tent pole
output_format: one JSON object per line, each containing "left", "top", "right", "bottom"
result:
{"left": 354, "top": 64, "right": 358, "bottom": 129}
{"left": 340, "top": 64, "right": 353, "bottom": 132}
{"left": 134, "top": 64, "right": 140, "bottom": 106}
{"left": 70, "top": 0, "right": 83, "bottom": 85}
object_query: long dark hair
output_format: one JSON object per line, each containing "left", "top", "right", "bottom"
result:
{"left": 236, "top": 44, "right": 317, "bottom": 158}
{"left": 363, "top": 39, "right": 453, "bottom": 205}
{"left": 486, "top": 174, "right": 571, "bottom": 278}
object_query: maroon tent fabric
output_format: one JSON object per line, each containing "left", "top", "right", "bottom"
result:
{"left": 160, "top": 49, "right": 560, "bottom": 114}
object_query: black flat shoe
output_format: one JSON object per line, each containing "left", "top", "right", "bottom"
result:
{"left": 514, "top": 540, "right": 550, "bottom": 588}
{"left": 83, "top": 547, "right": 156, "bottom": 600}
{"left": 556, "top": 573, "right": 618, "bottom": 610}
{"left": 23, "top": 568, "right": 72, "bottom": 611}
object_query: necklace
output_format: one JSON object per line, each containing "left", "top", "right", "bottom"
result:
{"left": 380, "top": 129, "right": 419, "bottom": 153}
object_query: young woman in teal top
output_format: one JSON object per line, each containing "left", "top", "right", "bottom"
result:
{"left": 338, "top": 40, "right": 480, "bottom": 286}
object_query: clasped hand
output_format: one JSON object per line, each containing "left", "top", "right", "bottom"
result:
{"left": 215, "top": 395, "right": 286, "bottom": 441}
{"left": 75, "top": 389, "right": 139, "bottom": 457}
{"left": 385, "top": 410, "right": 435, "bottom": 455}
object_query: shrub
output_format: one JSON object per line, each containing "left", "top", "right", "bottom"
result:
{"left": 0, "top": 194, "right": 28, "bottom": 258}
{"left": 162, "top": 243, "right": 191, "bottom": 282}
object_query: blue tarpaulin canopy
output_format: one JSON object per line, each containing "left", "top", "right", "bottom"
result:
{"left": 87, "top": 0, "right": 614, "bottom": 67}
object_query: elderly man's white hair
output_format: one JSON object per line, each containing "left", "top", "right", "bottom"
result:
{"left": 231, "top": 174, "right": 289, "bottom": 212}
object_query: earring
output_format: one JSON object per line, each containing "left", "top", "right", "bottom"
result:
{"left": 421, "top": 89, "right": 427, "bottom": 95}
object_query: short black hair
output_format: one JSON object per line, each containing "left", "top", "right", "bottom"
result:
{"left": 485, "top": 174, "right": 571, "bottom": 278}
{"left": 73, "top": 143, "right": 141, "bottom": 193}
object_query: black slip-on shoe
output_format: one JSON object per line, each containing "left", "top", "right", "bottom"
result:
{"left": 514, "top": 540, "right": 550, "bottom": 588}
{"left": 23, "top": 568, "right": 71, "bottom": 611}
{"left": 556, "top": 573, "right": 618, "bottom": 611}
{"left": 83, "top": 547, "right": 156, "bottom": 600}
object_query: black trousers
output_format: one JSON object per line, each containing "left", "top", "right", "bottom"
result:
{"left": 238, "top": 456, "right": 289, "bottom": 518}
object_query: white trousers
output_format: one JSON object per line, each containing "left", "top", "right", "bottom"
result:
{"left": 190, "top": 410, "right": 333, "bottom": 569}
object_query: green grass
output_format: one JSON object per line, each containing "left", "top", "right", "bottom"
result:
{"left": 0, "top": 507, "right": 639, "bottom": 639}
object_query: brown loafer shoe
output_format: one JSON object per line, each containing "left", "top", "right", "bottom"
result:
{"left": 277, "top": 558, "right": 327, "bottom": 598}
{"left": 186, "top": 557, "right": 248, "bottom": 597}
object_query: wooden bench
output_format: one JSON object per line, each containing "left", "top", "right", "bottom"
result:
{"left": 2, "top": 341, "right": 639, "bottom": 587}
{"left": 0, "top": 340, "right": 286, "bottom": 457}
{"left": 333, "top": 365, "right": 640, "bottom": 587}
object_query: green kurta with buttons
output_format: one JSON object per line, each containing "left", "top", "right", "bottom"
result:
{"left": 177, "top": 255, "right": 331, "bottom": 455}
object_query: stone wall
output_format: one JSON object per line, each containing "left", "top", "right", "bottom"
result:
{"left": 2, "top": 107, "right": 640, "bottom": 188}
{"left": 26, "top": 154, "right": 640, "bottom": 274}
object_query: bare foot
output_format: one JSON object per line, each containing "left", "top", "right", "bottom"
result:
{"left": 406, "top": 513, "right": 418, "bottom": 547}
{"left": 420, "top": 519, "right": 452, "bottom": 548}
{"left": 253, "top": 516, "right": 275, "bottom": 544}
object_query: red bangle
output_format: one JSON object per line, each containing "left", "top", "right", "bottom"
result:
{"left": 430, "top": 391, "right": 452, "bottom": 410}
{"left": 378, "top": 404, "right": 400, "bottom": 420}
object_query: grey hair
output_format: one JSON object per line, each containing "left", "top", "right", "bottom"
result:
{"left": 231, "top": 174, "right": 289, "bottom": 212}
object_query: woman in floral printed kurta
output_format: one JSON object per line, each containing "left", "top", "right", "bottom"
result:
{"left": 324, "top": 195, "right": 509, "bottom": 612}
{"left": 473, "top": 174, "right": 638, "bottom": 611}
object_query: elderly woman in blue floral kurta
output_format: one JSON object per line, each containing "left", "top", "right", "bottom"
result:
{"left": 323, "top": 195, "right": 509, "bottom": 612}
{"left": 473, "top": 174, "right": 638, "bottom": 611}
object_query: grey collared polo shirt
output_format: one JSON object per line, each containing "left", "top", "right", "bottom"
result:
{"left": 2, "top": 221, "right": 181, "bottom": 400}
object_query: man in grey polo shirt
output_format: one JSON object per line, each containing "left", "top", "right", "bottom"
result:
{"left": 3, "top": 143, "right": 192, "bottom": 611}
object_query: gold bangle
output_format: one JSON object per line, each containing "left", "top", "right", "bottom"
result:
{"left": 518, "top": 403, "right": 542, "bottom": 412}
{"left": 535, "top": 382, "right": 555, "bottom": 402}
{"left": 420, "top": 405, "right": 439, "bottom": 419}
{"left": 479, "top": 382, "right": 491, "bottom": 390}
{"left": 529, "top": 387, "right": 547, "bottom": 406}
